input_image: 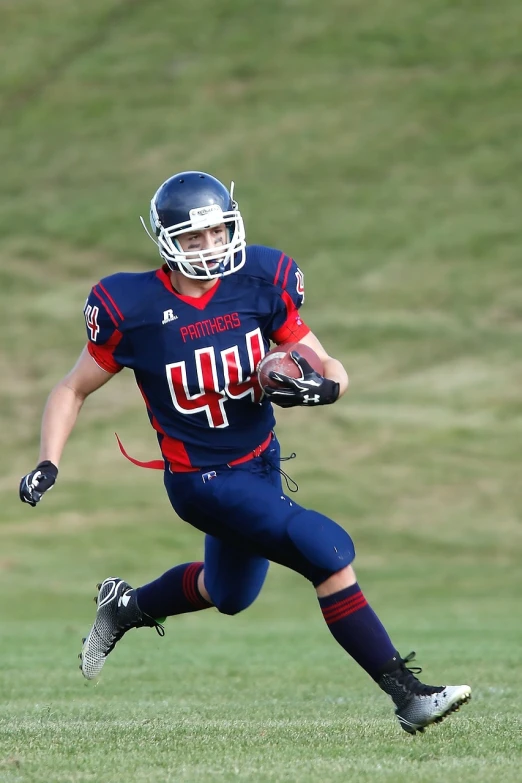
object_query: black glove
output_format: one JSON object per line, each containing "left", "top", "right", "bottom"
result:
{"left": 19, "top": 460, "right": 58, "bottom": 507}
{"left": 264, "top": 351, "right": 340, "bottom": 408}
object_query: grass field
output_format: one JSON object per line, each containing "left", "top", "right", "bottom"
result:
{"left": 1, "top": 1, "right": 522, "bottom": 780}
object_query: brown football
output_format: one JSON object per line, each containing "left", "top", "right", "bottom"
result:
{"left": 256, "top": 342, "right": 324, "bottom": 392}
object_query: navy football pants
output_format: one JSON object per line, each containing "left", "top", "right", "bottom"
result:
{"left": 164, "top": 436, "right": 355, "bottom": 614}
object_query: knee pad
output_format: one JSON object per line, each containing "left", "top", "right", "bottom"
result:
{"left": 287, "top": 510, "right": 355, "bottom": 575}
{"left": 211, "top": 591, "right": 257, "bottom": 616}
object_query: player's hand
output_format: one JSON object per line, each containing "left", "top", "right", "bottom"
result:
{"left": 19, "top": 461, "right": 59, "bottom": 507}
{"left": 264, "top": 351, "right": 340, "bottom": 408}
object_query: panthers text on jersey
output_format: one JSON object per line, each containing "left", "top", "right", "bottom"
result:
{"left": 84, "top": 245, "right": 309, "bottom": 470}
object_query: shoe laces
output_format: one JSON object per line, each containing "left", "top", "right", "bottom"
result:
{"left": 390, "top": 651, "right": 443, "bottom": 697}
{"left": 392, "top": 651, "right": 429, "bottom": 695}
{"left": 105, "top": 608, "right": 165, "bottom": 655}
{"left": 151, "top": 620, "right": 165, "bottom": 637}
{"left": 402, "top": 650, "right": 422, "bottom": 675}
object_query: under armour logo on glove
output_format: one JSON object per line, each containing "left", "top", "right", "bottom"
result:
{"left": 302, "top": 393, "right": 321, "bottom": 405}
{"left": 264, "top": 351, "right": 340, "bottom": 408}
{"left": 19, "top": 461, "right": 59, "bottom": 507}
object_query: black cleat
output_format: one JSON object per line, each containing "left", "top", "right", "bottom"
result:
{"left": 378, "top": 652, "right": 471, "bottom": 734}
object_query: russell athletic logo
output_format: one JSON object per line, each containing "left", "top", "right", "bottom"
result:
{"left": 162, "top": 309, "right": 178, "bottom": 324}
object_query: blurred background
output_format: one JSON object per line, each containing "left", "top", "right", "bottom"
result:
{"left": 1, "top": 1, "right": 521, "bottom": 780}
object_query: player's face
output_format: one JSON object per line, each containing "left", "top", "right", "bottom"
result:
{"left": 176, "top": 224, "right": 228, "bottom": 260}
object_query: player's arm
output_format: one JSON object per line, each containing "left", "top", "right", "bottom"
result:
{"left": 19, "top": 348, "right": 117, "bottom": 507}
{"left": 260, "top": 247, "right": 347, "bottom": 407}
{"left": 20, "top": 278, "right": 127, "bottom": 507}
{"left": 264, "top": 331, "right": 346, "bottom": 408}
{"left": 39, "top": 346, "right": 115, "bottom": 466}
{"left": 297, "top": 330, "right": 349, "bottom": 398}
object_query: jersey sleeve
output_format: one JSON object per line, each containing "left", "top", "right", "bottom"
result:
{"left": 267, "top": 251, "right": 310, "bottom": 344}
{"left": 83, "top": 280, "right": 126, "bottom": 373}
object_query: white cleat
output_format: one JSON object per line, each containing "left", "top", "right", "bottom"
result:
{"left": 378, "top": 652, "right": 471, "bottom": 734}
{"left": 396, "top": 683, "right": 472, "bottom": 734}
{"left": 79, "top": 577, "right": 164, "bottom": 680}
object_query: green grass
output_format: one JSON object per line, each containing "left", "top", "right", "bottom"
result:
{"left": 1, "top": 0, "right": 522, "bottom": 780}
{"left": 1, "top": 616, "right": 520, "bottom": 783}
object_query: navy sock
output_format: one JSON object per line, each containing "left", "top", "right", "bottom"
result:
{"left": 136, "top": 562, "right": 212, "bottom": 619}
{"left": 319, "top": 582, "right": 397, "bottom": 680}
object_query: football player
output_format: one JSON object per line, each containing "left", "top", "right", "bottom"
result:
{"left": 20, "top": 171, "right": 470, "bottom": 734}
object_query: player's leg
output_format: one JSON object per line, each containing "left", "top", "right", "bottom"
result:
{"left": 165, "top": 455, "right": 395, "bottom": 677}
{"left": 120, "top": 534, "right": 268, "bottom": 620}
{"left": 202, "top": 534, "right": 270, "bottom": 615}
{"left": 79, "top": 475, "right": 271, "bottom": 682}
{"left": 186, "top": 473, "right": 399, "bottom": 679}
{"left": 135, "top": 561, "right": 212, "bottom": 617}
{"left": 79, "top": 459, "right": 270, "bottom": 681}
{"left": 268, "top": 442, "right": 471, "bottom": 733}
{"left": 79, "top": 538, "right": 268, "bottom": 680}
{"left": 79, "top": 575, "right": 167, "bottom": 680}
{"left": 314, "top": 563, "right": 471, "bottom": 733}
{"left": 80, "top": 546, "right": 214, "bottom": 679}
{"left": 80, "top": 562, "right": 215, "bottom": 680}
{"left": 79, "top": 467, "right": 264, "bottom": 680}
{"left": 166, "top": 444, "right": 471, "bottom": 734}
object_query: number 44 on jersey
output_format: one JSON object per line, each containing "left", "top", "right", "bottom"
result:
{"left": 166, "top": 328, "right": 265, "bottom": 428}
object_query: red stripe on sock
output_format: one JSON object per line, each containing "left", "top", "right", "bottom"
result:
{"left": 322, "top": 592, "right": 365, "bottom": 619}
{"left": 322, "top": 592, "right": 368, "bottom": 621}
{"left": 182, "top": 562, "right": 204, "bottom": 608}
{"left": 323, "top": 598, "right": 368, "bottom": 625}
{"left": 325, "top": 596, "right": 368, "bottom": 624}
{"left": 323, "top": 590, "right": 364, "bottom": 614}
{"left": 322, "top": 592, "right": 368, "bottom": 625}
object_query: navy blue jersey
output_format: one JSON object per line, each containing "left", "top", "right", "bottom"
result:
{"left": 84, "top": 245, "right": 309, "bottom": 469}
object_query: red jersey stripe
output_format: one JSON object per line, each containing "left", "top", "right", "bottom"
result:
{"left": 272, "top": 252, "right": 286, "bottom": 287}
{"left": 98, "top": 281, "right": 124, "bottom": 321}
{"left": 271, "top": 290, "right": 310, "bottom": 344}
{"left": 92, "top": 287, "right": 119, "bottom": 328}
{"left": 280, "top": 256, "right": 293, "bottom": 291}
{"left": 137, "top": 383, "right": 197, "bottom": 471}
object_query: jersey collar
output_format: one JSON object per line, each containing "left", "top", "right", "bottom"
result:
{"left": 155, "top": 265, "right": 221, "bottom": 311}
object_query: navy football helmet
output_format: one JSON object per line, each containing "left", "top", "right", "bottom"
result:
{"left": 142, "top": 171, "right": 246, "bottom": 279}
